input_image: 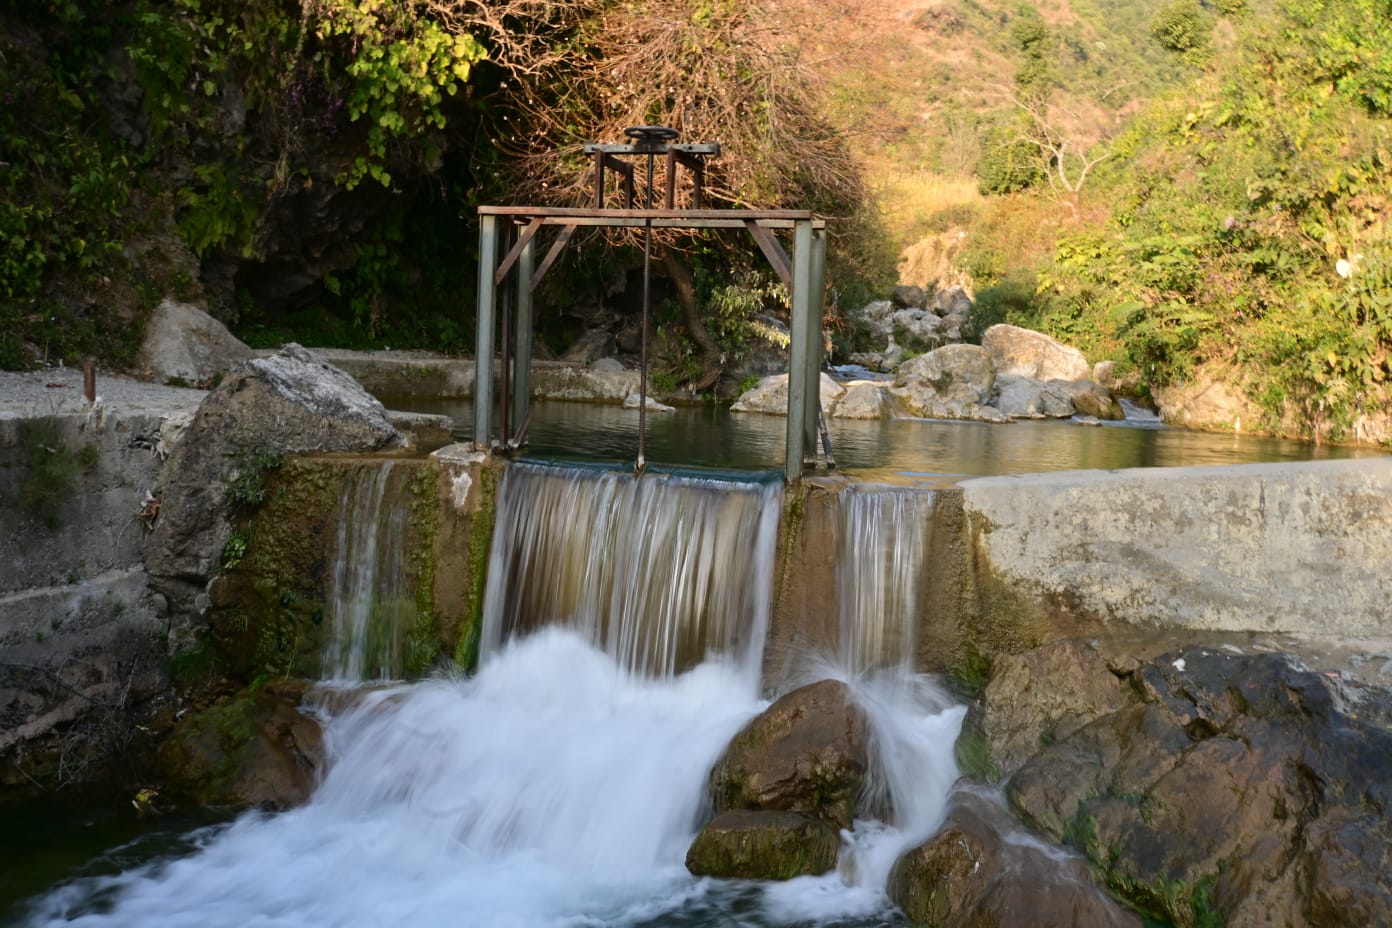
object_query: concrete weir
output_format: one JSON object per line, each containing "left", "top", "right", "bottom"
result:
{"left": 957, "top": 458, "right": 1392, "bottom": 639}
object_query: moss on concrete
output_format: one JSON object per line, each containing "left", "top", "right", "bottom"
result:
{"left": 453, "top": 461, "right": 500, "bottom": 673}
{"left": 403, "top": 464, "right": 441, "bottom": 677}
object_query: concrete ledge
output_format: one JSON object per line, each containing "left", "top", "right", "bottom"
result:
{"left": 960, "top": 458, "right": 1392, "bottom": 637}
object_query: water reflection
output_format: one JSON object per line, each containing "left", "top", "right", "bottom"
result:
{"left": 390, "top": 397, "right": 1385, "bottom": 484}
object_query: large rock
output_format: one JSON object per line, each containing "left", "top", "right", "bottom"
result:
{"left": 155, "top": 680, "right": 324, "bottom": 809}
{"left": 888, "top": 344, "right": 1006, "bottom": 422}
{"left": 889, "top": 787, "right": 1142, "bottom": 928}
{"left": 892, "top": 284, "right": 928, "bottom": 309}
{"left": 707, "top": 679, "right": 871, "bottom": 830}
{"left": 982, "top": 324, "right": 1090, "bottom": 382}
{"left": 827, "top": 381, "right": 888, "bottom": 420}
{"left": 730, "top": 373, "right": 845, "bottom": 418}
{"left": 137, "top": 299, "right": 253, "bottom": 386}
{"left": 992, "top": 373, "right": 1075, "bottom": 420}
{"left": 890, "top": 309, "right": 945, "bottom": 352}
{"left": 1053, "top": 379, "right": 1124, "bottom": 419}
{"left": 560, "top": 329, "right": 616, "bottom": 365}
{"left": 957, "top": 641, "right": 1130, "bottom": 783}
{"left": 147, "top": 344, "right": 405, "bottom": 649}
{"left": 969, "top": 644, "right": 1392, "bottom": 927}
{"left": 685, "top": 809, "right": 840, "bottom": 880}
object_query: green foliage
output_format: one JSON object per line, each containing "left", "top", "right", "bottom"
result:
{"left": 978, "top": 122, "right": 1046, "bottom": 195}
{"left": 309, "top": 1, "right": 485, "bottom": 189}
{"left": 224, "top": 447, "right": 282, "bottom": 512}
{"left": 1151, "top": 0, "right": 1213, "bottom": 58}
{"left": 1035, "top": 0, "right": 1392, "bottom": 440}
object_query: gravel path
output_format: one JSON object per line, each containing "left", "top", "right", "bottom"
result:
{"left": 0, "top": 365, "right": 207, "bottom": 422}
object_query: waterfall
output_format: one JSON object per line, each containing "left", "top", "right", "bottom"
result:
{"left": 837, "top": 485, "right": 936, "bottom": 674}
{"left": 322, "top": 460, "right": 416, "bottom": 682}
{"left": 480, "top": 462, "right": 783, "bottom": 679}
{"left": 23, "top": 465, "right": 966, "bottom": 928}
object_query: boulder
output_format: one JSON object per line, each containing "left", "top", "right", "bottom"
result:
{"left": 992, "top": 374, "right": 1076, "bottom": 420}
{"left": 137, "top": 299, "right": 252, "bottom": 386}
{"left": 957, "top": 640, "right": 1129, "bottom": 783}
{"left": 589, "top": 357, "right": 626, "bottom": 373}
{"left": 889, "top": 788, "right": 1142, "bottom": 928}
{"left": 982, "top": 324, "right": 1090, "bottom": 382}
{"left": 707, "top": 679, "right": 871, "bottom": 830}
{"left": 854, "top": 300, "right": 896, "bottom": 343}
{"left": 1052, "top": 379, "right": 1124, "bottom": 419}
{"left": 530, "top": 366, "right": 641, "bottom": 402}
{"left": 146, "top": 344, "right": 405, "bottom": 649}
{"left": 155, "top": 680, "right": 324, "bottom": 809}
{"left": 892, "top": 284, "right": 928, "bottom": 309}
{"left": 931, "top": 286, "right": 975, "bottom": 318}
{"left": 890, "top": 309, "right": 945, "bottom": 352}
{"left": 730, "top": 373, "right": 844, "bottom": 417}
{"left": 827, "top": 381, "right": 888, "bottom": 420}
{"left": 685, "top": 809, "right": 841, "bottom": 880}
{"left": 1151, "top": 365, "right": 1260, "bottom": 433}
{"left": 888, "top": 344, "right": 1006, "bottom": 422}
{"left": 967, "top": 644, "right": 1392, "bottom": 927}
{"left": 623, "top": 392, "right": 675, "bottom": 412}
{"left": 560, "top": 329, "right": 617, "bottom": 365}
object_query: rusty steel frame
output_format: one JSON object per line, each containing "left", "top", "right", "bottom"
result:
{"left": 474, "top": 166, "right": 829, "bottom": 483}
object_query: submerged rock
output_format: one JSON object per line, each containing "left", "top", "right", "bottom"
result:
{"left": 889, "top": 787, "right": 1142, "bottom": 928}
{"left": 685, "top": 809, "right": 840, "bottom": 879}
{"left": 962, "top": 641, "right": 1392, "bottom": 926}
{"left": 706, "top": 678, "right": 870, "bottom": 830}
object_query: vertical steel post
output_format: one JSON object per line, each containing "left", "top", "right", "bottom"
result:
{"left": 474, "top": 213, "right": 498, "bottom": 450}
{"left": 786, "top": 219, "right": 814, "bottom": 482}
{"left": 804, "top": 226, "right": 827, "bottom": 464}
{"left": 512, "top": 235, "right": 535, "bottom": 437}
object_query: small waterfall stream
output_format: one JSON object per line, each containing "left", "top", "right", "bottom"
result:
{"left": 322, "top": 460, "right": 416, "bottom": 682}
{"left": 22, "top": 465, "right": 964, "bottom": 928}
{"left": 837, "top": 485, "right": 936, "bottom": 674}
{"left": 479, "top": 462, "right": 783, "bottom": 678}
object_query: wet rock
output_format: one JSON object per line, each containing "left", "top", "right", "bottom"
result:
{"left": 623, "top": 392, "right": 675, "bottom": 412}
{"left": 889, "top": 788, "right": 1142, "bottom": 928}
{"left": 958, "top": 640, "right": 1128, "bottom": 783}
{"left": 981, "top": 324, "right": 1090, "bottom": 382}
{"left": 685, "top": 809, "right": 840, "bottom": 879}
{"left": 707, "top": 679, "right": 870, "bottom": 829}
{"left": 966, "top": 643, "right": 1392, "bottom": 927}
{"left": 155, "top": 681, "right": 324, "bottom": 810}
{"left": 137, "top": 299, "right": 252, "bottom": 386}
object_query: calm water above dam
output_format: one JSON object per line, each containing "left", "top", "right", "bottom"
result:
{"left": 394, "top": 396, "right": 1385, "bottom": 483}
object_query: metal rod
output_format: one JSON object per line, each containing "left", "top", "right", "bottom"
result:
{"left": 786, "top": 220, "right": 814, "bottom": 482}
{"left": 513, "top": 234, "right": 535, "bottom": 439}
{"left": 474, "top": 214, "right": 498, "bottom": 450}
{"left": 637, "top": 149, "right": 654, "bottom": 477}
{"left": 82, "top": 360, "right": 96, "bottom": 404}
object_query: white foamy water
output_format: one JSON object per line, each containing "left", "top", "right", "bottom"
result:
{"left": 23, "top": 631, "right": 964, "bottom": 928}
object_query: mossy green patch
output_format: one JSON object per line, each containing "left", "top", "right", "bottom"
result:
{"left": 454, "top": 462, "right": 500, "bottom": 673}
{"left": 403, "top": 464, "right": 441, "bottom": 678}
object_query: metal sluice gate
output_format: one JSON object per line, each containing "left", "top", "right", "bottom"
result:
{"left": 471, "top": 126, "right": 833, "bottom": 482}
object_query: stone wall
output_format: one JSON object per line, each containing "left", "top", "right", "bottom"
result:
{"left": 959, "top": 458, "right": 1392, "bottom": 639}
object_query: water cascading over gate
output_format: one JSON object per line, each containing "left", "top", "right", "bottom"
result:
{"left": 479, "top": 461, "right": 783, "bottom": 678}
{"left": 322, "top": 460, "right": 417, "bottom": 682}
{"left": 837, "top": 485, "right": 936, "bottom": 675}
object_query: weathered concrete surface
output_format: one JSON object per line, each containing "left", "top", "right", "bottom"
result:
{"left": 960, "top": 458, "right": 1392, "bottom": 637}
{"left": 0, "top": 368, "right": 203, "bottom": 788}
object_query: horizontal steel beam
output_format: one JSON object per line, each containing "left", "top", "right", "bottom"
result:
{"left": 582, "top": 143, "right": 721, "bottom": 156}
